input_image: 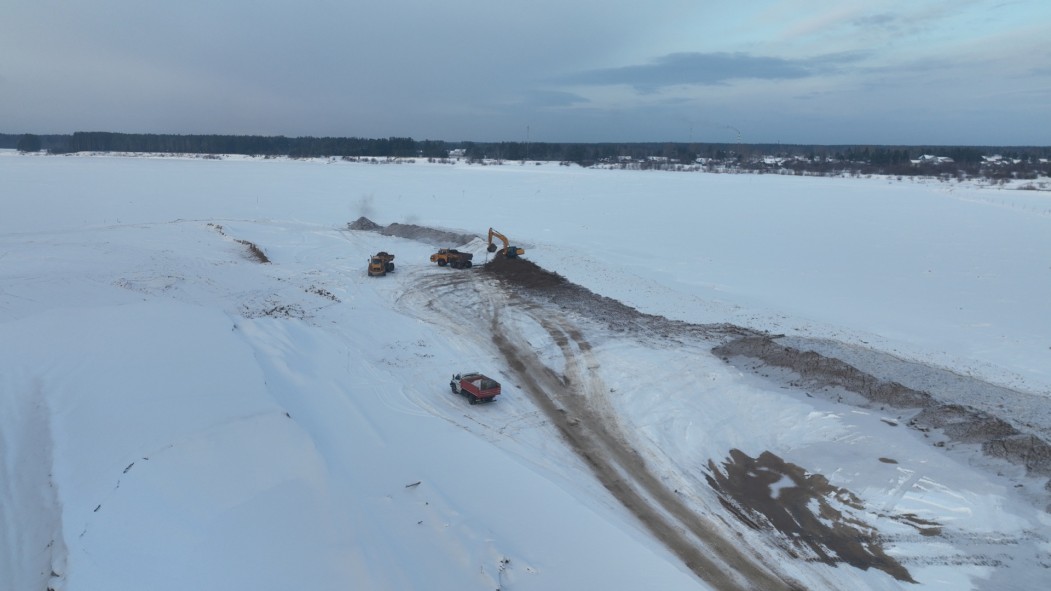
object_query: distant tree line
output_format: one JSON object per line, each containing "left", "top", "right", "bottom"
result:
{"left": 48, "top": 132, "right": 447, "bottom": 158}
{"left": 2, "top": 132, "right": 1048, "bottom": 179}
{"left": 1, "top": 133, "right": 69, "bottom": 152}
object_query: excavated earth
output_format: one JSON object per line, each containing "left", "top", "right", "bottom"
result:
{"left": 480, "top": 255, "right": 1051, "bottom": 488}
{"left": 358, "top": 218, "right": 1051, "bottom": 587}
{"left": 348, "top": 216, "right": 477, "bottom": 247}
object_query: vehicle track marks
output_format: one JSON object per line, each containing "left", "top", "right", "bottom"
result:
{"left": 492, "top": 305, "right": 800, "bottom": 591}
{"left": 400, "top": 267, "right": 801, "bottom": 590}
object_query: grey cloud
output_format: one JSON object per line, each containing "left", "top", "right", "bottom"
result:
{"left": 559, "top": 52, "right": 861, "bottom": 91}
{"left": 852, "top": 13, "right": 900, "bottom": 29}
{"left": 521, "top": 90, "right": 590, "bottom": 108}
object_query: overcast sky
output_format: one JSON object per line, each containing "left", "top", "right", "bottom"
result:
{"left": 3, "top": 0, "right": 1049, "bottom": 145}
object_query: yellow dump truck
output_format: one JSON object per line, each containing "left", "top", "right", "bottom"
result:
{"left": 367, "top": 252, "right": 395, "bottom": 276}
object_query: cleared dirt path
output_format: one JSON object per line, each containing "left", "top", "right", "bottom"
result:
{"left": 401, "top": 268, "right": 800, "bottom": 591}
{"left": 490, "top": 308, "right": 800, "bottom": 591}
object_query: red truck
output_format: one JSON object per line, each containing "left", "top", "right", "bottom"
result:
{"left": 450, "top": 372, "right": 501, "bottom": 405}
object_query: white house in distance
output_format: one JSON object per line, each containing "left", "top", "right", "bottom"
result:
{"left": 911, "top": 154, "right": 955, "bottom": 165}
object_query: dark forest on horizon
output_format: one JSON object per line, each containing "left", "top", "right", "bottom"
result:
{"left": 4, "top": 131, "right": 1049, "bottom": 180}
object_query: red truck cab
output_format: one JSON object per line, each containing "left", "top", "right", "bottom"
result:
{"left": 450, "top": 372, "right": 501, "bottom": 405}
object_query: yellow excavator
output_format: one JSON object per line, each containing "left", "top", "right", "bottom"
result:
{"left": 486, "top": 228, "right": 524, "bottom": 258}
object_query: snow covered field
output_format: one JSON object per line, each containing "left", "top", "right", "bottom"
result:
{"left": 2, "top": 150, "right": 1049, "bottom": 590}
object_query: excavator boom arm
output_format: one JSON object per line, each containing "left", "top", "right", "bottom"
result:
{"left": 487, "top": 227, "right": 509, "bottom": 251}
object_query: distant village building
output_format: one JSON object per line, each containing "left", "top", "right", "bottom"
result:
{"left": 911, "top": 154, "right": 955, "bottom": 165}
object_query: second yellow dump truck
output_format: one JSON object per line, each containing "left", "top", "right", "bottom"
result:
{"left": 430, "top": 248, "right": 474, "bottom": 269}
{"left": 367, "top": 252, "right": 395, "bottom": 276}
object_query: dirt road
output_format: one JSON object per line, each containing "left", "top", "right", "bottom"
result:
{"left": 401, "top": 266, "right": 802, "bottom": 591}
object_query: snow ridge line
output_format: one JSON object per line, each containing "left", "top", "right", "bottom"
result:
{"left": 0, "top": 378, "right": 67, "bottom": 591}
{"left": 714, "top": 336, "right": 1051, "bottom": 495}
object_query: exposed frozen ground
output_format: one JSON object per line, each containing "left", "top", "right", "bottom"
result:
{"left": 379, "top": 219, "right": 1051, "bottom": 589}
{"left": 378, "top": 217, "right": 1051, "bottom": 494}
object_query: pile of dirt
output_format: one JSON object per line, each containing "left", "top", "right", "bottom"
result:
{"left": 982, "top": 434, "right": 1051, "bottom": 476}
{"left": 707, "top": 449, "right": 916, "bottom": 583}
{"left": 481, "top": 256, "right": 753, "bottom": 342}
{"left": 347, "top": 217, "right": 477, "bottom": 247}
{"left": 483, "top": 256, "right": 569, "bottom": 290}
{"left": 347, "top": 216, "right": 382, "bottom": 231}
{"left": 715, "top": 335, "right": 1051, "bottom": 483}
{"left": 477, "top": 240, "right": 1051, "bottom": 494}
{"left": 482, "top": 255, "right": 1051, "bottom": 482}
{"left": 715, "top": 336, "right": 935, "bottom": 409}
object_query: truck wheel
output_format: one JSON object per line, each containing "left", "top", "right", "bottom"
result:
{"left": 464, "top": 261, "right": 472, "bottom": 268}
{"left": 450, "top": 383, "right": 458, "bottom": 394}
{"left": 469, "top": 395, "right": 478, "bottom": 405}
{"left": 438, "top": 259, "right": 447, "bottom": 266}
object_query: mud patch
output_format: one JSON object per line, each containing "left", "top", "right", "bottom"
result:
{"left": 707, "top": 449, "right": 915, "bottom": 583}
{"left": 241, "top": 300, "right": 305, "bottom": 319}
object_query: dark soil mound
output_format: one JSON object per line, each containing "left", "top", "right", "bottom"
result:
{"left": 481, "top": 256, "right": 754, "bottom": 342}
{"left": 483, "top": 256, "right": 568, "bottom": 290}
{"left": 347, "top": 217, "right": 477, "bottom": 247}
{"left": 347, "top": 216, "right": 382, "bottom": 231}
{"left": 380, "top": 222, "right": 476, "bottom": 247}
{"left": 715, "top": 335, "right": 1051, "bottom": 482}
{"left": 714, "top": 336, "right": 935, "bottom": 409}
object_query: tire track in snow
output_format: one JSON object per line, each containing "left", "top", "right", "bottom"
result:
{"left": 401, "top": 269, "right": 800, "bottom": 590}
{"left": 491, "top": 305, "right": 800, "bottom": 591}
{"left": 0, "top": 378, "right": 65, "bottom": 591}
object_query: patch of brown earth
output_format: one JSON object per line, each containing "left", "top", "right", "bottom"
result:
{"left": 707, "top": 449, "right": 916, "bottom": 583}
{"left": 714, "top": 336, "right": 934, "bottom": 409}
{"left": 482, "top": 255, "right": 753, "bottom": 341}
